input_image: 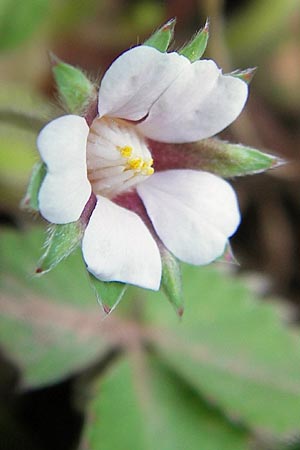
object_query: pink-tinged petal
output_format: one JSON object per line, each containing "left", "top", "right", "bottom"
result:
{"left": 82, "top": 196, "right": 162, "bottom": 290}
{"left": 137, "top": 59, "right": 248, "bottom": 143}
{"left": 98, "top": 46, "right": 190, "bottom": 121}
{"left": 38, "top": 115, "right": 91, "bottom": 224}
{"left": 137, "top": 170, "right": 240, "bottom": 265}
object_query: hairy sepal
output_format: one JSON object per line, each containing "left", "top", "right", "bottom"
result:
{"left": 51, "top": 54, "right": 96, "bottom": 114}
{"left": 89, "top": 275, "right": 128, "bottom": 315}
{"left": 36, "top": 221, "right": 84, "bottom": 274}
{"left": 144, "top": 18, "right": 176, "bottom": 52}
{"left": 160, "top": 246, "right": 184, "bottom": 317}
{"left": 21, "top": 161, "right": 46, "bottom": 211}
{"left": 179, "top": 19, "right": 209, "bottom": 62}
{"left": 196, "top": 139, "right": 283, "bottom": 177}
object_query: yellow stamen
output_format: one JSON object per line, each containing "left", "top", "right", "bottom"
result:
{"left": 128, "top": 158, "right": 143, "bottom": 170}
{"left": 141, "top": 160, "right": 154, "bottom": 175}
{"left": 118, "top": 145, "right": 133, "bottom": 158}
{"left": 117, "top": 144, "right": 154, "bottom": 176}
{"left": 142, "top": 159, "right": 153, "bottom": 170}
{"left": 144, "top": 167, "right": 154, "bottom": 175}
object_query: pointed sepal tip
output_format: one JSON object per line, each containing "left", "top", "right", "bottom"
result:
{"left": 51, "top": 55, "right": 96, "bottom": 114}
{"left": 36, "top": 221, "right": 84, "bottom": 275}
{"left": 144, "top": 18, "right": 176, "bottom": 52}
{"left": 161, "top": 248, "right": 184, "bottom": 316}
{"left": 179, "top": 19, "right": 210, "bottom": 62}
{"left": 21, "top": 161, "right": 47, "bottom": 212}
{"left": 194, "top": 138, "right": 283, "bottom": 178}
{"left": 89, "top": 275, "right": 128, "bottom": 316}
{"left": 230, "top": 67, "right": 257, "bottom": 84}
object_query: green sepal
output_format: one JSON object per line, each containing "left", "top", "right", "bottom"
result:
{"left": 21, "top": 161, "right": 46, "bottom": 211}
{"left": 230, "top": 67, "right": 257, "bottom": 84}
{"left": 144, "top": 18, "right": 176, "bottom": 52}
{"left": 179, "top": 19, "right": 209, "bottom": 61}
{"left": 161, "top": 247, "right": 183, "bottom": 317}
{"left": 89, "top": 275, "right": 128, "bottom": 315}
{"left": 36, "top": 221, "right": 84, "bottom": 274}
{"left": 51, "top": 54, "right": 96, "bottom": 114}
{"left": 195, "top": 138, "right": 284, "bottom": 177}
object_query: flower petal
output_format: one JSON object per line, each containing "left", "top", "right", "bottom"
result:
{"left": 82, "top": 196, "right": 162, "bottom": 290}
{"left": 98, "top": 45, "right": 190, "bottom": 121}
{"left": 137, "top": 170, "right": 240, "bottom": 265}
{"left": 137, "top": 59, "right": 248, "bottom": 143}
{"left": 38, "top": 115, "right": 91, "bottom": 223}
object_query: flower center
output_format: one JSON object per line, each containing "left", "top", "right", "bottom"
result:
{"left": 86, "top": 117, "right": 154, "bottom": 198}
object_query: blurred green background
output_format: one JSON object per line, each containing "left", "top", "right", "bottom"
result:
{"left": 1, "top": 1, "right": 300, "bottom": 449}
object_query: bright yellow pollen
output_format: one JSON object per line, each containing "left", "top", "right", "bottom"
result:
{"left": 144, "top": 158, "right": 153, "bottom": 167}
{"left": 116, "top": 144, "right": 154, "bottom": 176}
{"left": 118, "top": 145, "right": 133, "bottom": 158}
{"left": 144, "top": 166, "right": 154, "bottom": 175}
{"left": 141, "top": 160, "right": 154, "bottom": 175}
{"left": 128, "top": 158, "right": 143, "bottom": 170}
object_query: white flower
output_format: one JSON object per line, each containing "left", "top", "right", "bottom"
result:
{"left": 37, "top": 45, "right": 247, "bottom": 290}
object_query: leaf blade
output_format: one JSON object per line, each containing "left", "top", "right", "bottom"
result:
{"left": 81, "top": 356, "right": 249, "bottom": 450}
{"left": 0, "top": 228, "right": 114, "bottom": 387}
{"left": 144, "top": 265, "right": 300, "bottom": 437}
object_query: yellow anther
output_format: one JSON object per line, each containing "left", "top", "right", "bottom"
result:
{"left": 141, "top": 160, "right": 153, "bottom": 170}
{"left": 128, "top": 158, "right": 143, "bottom": 170}
{"left": 117, "top": 145, "right": 154, "bottom": 176}
{"left": 118, "top": 145, "right": 133, "bottom": 158}
{"left": 144, "top": 167, "right": 154, "bottom": 175}
{"left": 140, "top": 159, "right": 154, "bottom": 175}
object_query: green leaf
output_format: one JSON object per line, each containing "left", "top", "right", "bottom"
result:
{"left": 0, "top": 228, "right": 114, "bottom": 388}
{"left": 21, "top": 161, "right": 46, "bottom": 211}
{"left": 89, "top": 276, "right": 128, "bottom": 315}
{"left": 179, "top": 19, "right": 209, "bottom": 61}
{"left": 1, "top": 228, "right": 92, "bottom": 308}
{"left": 36, "top": 221, "right": 84, "bottom": 274}
{"left": 0, "top": 0, "right": 49, "bottom": 51}
{"left": 144, "top": 18, "right": 176, "bottom": 52}
{"left": 193, "top": 138, "right": 282, "bottom": 177}
{"left": 3, "top": 227, "right": 300, "bottom": 443}
{"left": 160, "top": 247, "right": 183, "bottom": 316}
{"left": 52, "top": 57, "right": 96, "bottom": 114}
{"left": 0, "top": 311, "right": 108, "bottom": 389}
{"left": 81, "top": 356, "right": 249, "bottom": 450}
{"left": 144, "top": 264, "right": 300, "bottom": 437}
